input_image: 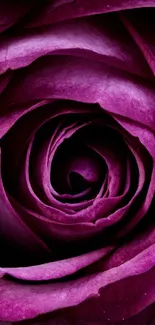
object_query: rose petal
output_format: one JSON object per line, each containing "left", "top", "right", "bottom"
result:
{"left": 12, "top": 303, "right": 155, "bottom": 325}
{"left": 1, "top": 243, "right": 155, "bottom": 322}
{"left": 0, "top": 99, "right": 52, "bottom": 140}
{"left": 25, "top": 0, "right": 155, "bottom": 28}
{"left": 2, "top": 56, "right": 155, "bottom": 138}
{"left": 101, "top": 223, "right": 155, "bottom": 271}
{"left": 85, "top": 125, "right": 127, "bottom": 197}
{"left": 121, "top": 9, "right": 155, "bottom": 75}
{"left": 0, "top": 150, "right": 52, "bottom": 266}
{"left": 0, "top": 246, "right": 113, "bottom": 281}
{"left": 0, "top": 15, "right": 152, "bottom": 78}
{"left": 112, "top": 115, "right": 155, "bottom": 236}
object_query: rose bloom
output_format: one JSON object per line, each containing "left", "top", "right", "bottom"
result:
{"left": 0, "top": 1, "right": 155, "bottom": 324}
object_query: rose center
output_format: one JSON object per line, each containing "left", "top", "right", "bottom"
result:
{"left": 51, "top": 141, "right": 106, "bottom": 198}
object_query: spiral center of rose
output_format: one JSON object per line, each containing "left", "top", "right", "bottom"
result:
{"left": 1, "top": 95, "right": 152, "bottom": 269}
{"left": 51, "top": 140, "right": 106, "bottom": 198}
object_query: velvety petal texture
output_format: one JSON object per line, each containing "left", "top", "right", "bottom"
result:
{"left": 0, "top": 1, "right": 155, "bottom": 325}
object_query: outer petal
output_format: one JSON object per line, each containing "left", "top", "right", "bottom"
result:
{"left": 25, "top": 0, "right": 155, "bottom": 28}
{"left": 0, "top": 15, "right": 152, "bottom": 78}
{"left": 1, "top": 56, "right": 155, "bottom": 139}
{"left": 13, "top": 303, "right": 155, "bottom": 325}
{"left": 120, "top": 9, "right": 155, "bottom": 75}
{"left": 1, "top": 243, "right": 155, "bottom": 322}
{"left": 0, "top": 246, "right": 113, "bottom": 281}
{"left": 89, "top": 222, "right": 155, "bottom": 273}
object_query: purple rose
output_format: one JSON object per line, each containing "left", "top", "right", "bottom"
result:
{"left": 0, "top": 1, "right": 155, "bottom": 324}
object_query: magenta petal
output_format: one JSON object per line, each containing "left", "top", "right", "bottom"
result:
{"left": 0, "top": 149, "right": 52, "bottom": 264}
{"left": 113, "top": 116, "right": 155, "bottom": 236}
{"left": 3, "top": 56, "right": 155, "bottom": 133}
{"left": 0, "top": 246, "right": 113, "bottom": 281}
{"left": 121, "top": 9, "right": 155, "bottom": 75}
{"left": 0, "top": 15, "right": 152, "bottom": 78}
{"left": 0, "top": 100, "right": 52, "bottom": 140}
{"left": 1, "top": 243, "right": 155, "bottom": 322}
{"left": 25, "top": 0, "right": 155, "bottom": 28}
{"left": 102, "top": 224, "right": 155, "bottom": 271}
{"left": 11, "top": 303, "right": 155, "bottom": 325}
